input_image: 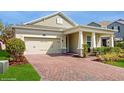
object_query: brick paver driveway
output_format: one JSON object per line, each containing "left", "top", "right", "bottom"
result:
{"left": 26, "top": 54, "right": 124, "bottom": 81}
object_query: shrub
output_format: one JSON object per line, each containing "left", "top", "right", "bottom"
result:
{"left": 95, "top": 47, "right": 123, "bottom": 62}
{"left": 98, "top": 53, "right": 120, "bottom": 62}
{"left": 83, "top": 44, "right": 88, "bottom": 57}
{"left": 94, "top": 47, "right": 111, "bottom": 55}
{"left": 118, "top": 53, "right": 124, "bottom": 58}
{"left": 94, "top": 47, "right": 122, "bottom": 55}
{"left": 115, "top": 41, "right": 124, "bottom": 49}
{"left": 110, "top": 47, "right": 122, "bottom": 53}
{"left": 6, "top": 38, "right": 26, "bottom": 61}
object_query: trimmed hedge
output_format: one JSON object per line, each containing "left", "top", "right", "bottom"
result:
{"left": 94, "top": 47, "right": 122, "bottom": 55}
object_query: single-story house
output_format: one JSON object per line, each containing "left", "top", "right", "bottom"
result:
{"left": 12, "top": 12, "right": 116, "bottom": 57}
{"left": 0, "top": 40, "right": 5, "bottom": 50}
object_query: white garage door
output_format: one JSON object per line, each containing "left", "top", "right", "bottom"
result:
{"left": 24, "top": 37, "right": 61, "bottom": 54}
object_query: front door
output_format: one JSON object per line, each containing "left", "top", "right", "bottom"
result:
{"left": 102, "top": 39, "right": 107, "bottom": 46}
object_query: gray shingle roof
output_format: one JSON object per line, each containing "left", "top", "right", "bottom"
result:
{"left": 116, "top": 19, "right": 124, "bottom": 25}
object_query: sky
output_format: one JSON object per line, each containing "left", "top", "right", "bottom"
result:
{"left": 0, "top": 11, "right": 124, "bottom": 25}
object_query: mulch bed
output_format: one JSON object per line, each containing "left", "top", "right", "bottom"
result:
{"left": 9, "top": 56, "right": 29, "bottom": 66}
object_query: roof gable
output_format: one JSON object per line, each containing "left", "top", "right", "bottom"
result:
{"left": 24, "top": 12, "right": 77, "bottom": 28}
{"left": 87, "top": 22, "right": 101, "bottom": 27}
{"left": 108, "top": 19, "right": 124, "bottom": 26}
{"left": 99, "top": 21, "right": 111, "bottom": 27}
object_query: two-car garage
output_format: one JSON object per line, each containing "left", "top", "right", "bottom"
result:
{"left": 24, "top": 37, "right": 61, "bottom": 54}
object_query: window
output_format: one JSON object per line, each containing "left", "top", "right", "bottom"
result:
{"left": 112, "top": 26, "right": 114, "bottom": 29}
{"left": 56, "top": 18, "right": 63, "bottom": 24}
{"left": 87, "top": 36, "right": 91, "bottom": 48}
{"left": 118, "top": 26, "right": 120, "bottom": 32}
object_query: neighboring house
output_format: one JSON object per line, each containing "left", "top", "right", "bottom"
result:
{"left": 12, "top": 12, "right": 116, "bottom": 57}
{"left": 87, "top": 21, "right": 111, "bottom": 28}
{"left": 99, "top": 21, "right": 111, "bottom": 28}
{"left": 87, "top": 22, "right": 101, "bottom": 27}
{"left": 107, "top": 19, "right": 124, "bottom": 41}
{"left": 87, "top": 21, "right": 111, "bottom": 47}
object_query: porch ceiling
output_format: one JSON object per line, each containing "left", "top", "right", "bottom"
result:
{"left": 64, "top": 25, "right": 117, "bottom": 35}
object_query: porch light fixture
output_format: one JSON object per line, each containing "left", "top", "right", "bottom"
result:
{"left": 42, "top": 34, "right": 46, "bottom": 36}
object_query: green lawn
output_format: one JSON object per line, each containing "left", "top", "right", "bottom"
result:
{"left": 0, "top": 64, "right": 41, "bottom": 81}
{"left": 106, "top": 58, "right": 124, "bottom": 68}
{"left": 0, "top": 50, "right": 10, "bottom": 60}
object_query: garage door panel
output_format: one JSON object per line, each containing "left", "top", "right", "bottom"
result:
{"left": 24, "top": 37, "right": 61, "bottom": 54}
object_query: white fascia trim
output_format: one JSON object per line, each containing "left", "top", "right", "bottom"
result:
{"left": 64, "top": 26, "right": 116, "bottom": 35}
{"left": 80, "top": 25, "right": 117, "bottom": 32}
{"left": 12, "top": 26, "right": 64, "bottom": 32}
{"left": 23, "top": 12, "right": 60, "bottom": 25}
{"left": 65, "top": 25, "right": 117, "bottom": 32}
{"left": 23, "top": 34, "right": 60, "bottom": 39}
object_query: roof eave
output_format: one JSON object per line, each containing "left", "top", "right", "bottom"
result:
{"left": 12, "top": 25, "right": 64, "bottom": 32}
{"left": 64, "top": 25, "right": 117, "bottom": 32}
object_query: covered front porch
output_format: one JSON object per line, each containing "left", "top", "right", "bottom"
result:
{"left": 63, "top": 25, "right": 116, "bottom": 57}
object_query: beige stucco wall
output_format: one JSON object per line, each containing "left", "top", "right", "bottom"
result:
{"left": 32, "top": 15, "right": 74, "bottom": 28}
{"left": 61, "top": 35, "right": 66, "bottom": 48}
{"left": 69, "top": 32, "right": 78, "bottom": 53}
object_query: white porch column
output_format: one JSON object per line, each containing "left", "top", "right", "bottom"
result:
{"left": 78, "top": 31, "right": 83, "bottom": 57}
{"left": 66, "top": 35, "right": 69, "bottom": 52}
{"left": 109, "top": 34, "right": 114, "bottom": 47}
{"left": 97, "top": 35, "right": 101, "bottom": 47}
{"left": 91, "top": 32, "right": 96, "bottom": 49}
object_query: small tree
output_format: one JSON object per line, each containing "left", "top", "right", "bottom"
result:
{"left": 0, "top": 21, "right": 15, "bottom": 44}
{"left": 83, "top": 44, "right": 88, "bottom": 57}
{"left": 6, "top": 38, "right": 26, "bottom": 62}
{"left": 2, "top": 25, "right": 15, "bottom": 43}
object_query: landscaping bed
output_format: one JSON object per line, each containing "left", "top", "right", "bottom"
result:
{"left": 94, "top": 46, "right": 124, "bottom": 68}
{"left": 0, "top": 50, "right": 28, "bottom": 65}
{"left": 9, "top": 56, "right": 28, "bottom": 66}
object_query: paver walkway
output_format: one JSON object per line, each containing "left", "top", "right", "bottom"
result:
{"left": 26, "top": 54, "right": 124, "bottom": 81}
